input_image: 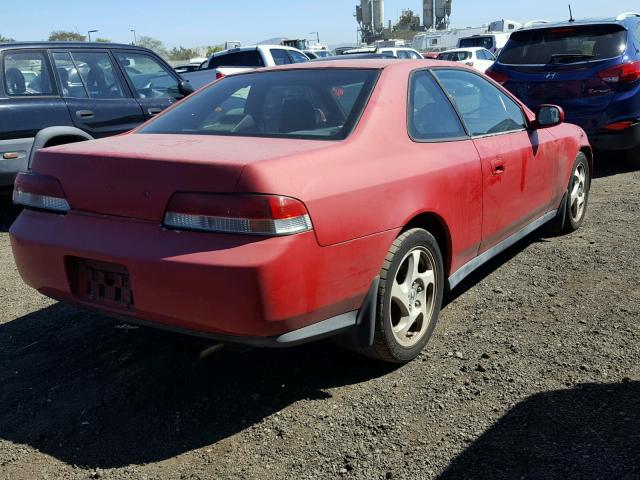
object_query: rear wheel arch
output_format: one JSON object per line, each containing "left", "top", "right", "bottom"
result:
{"left": 29, "top": 127, "right": 94, "bottom": 169}
{"left": 579, "top": 146, "right": 593, "bottom": 187}
{"left": 43, "top": 135, "right": 91, "bottom": 149}
{"left": 401, "top": 212, "right": 452, "bottom": 278}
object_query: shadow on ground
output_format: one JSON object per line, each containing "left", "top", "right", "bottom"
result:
{"left": 0, "top": 303, "right": 396, "bottom": 468}
{"left": 438, "top": 381, "right": 640, "bottom": 480}
{"left": 593, "top": 149, "right": 640, "bottom": 179}
{"left": 0, "top": 202, "right": 20, "bottom": 233}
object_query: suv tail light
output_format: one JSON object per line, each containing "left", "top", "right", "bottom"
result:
{"left": 598, "top": 61, "right": 640, "bottom": 84}
{"left": 605, "top": 120, "right": 633, "bottom": 132}
{"left": 163, "top": 193, "right": 313, "bottom": 236}
{"left": 215, "top": 71, "right": 226, "bottom": 80}
{"left": 485, "top": 68, "right": 508, "bottom": 84}
{"left": 13, "top": 172, "right": 70, "bottom": 212}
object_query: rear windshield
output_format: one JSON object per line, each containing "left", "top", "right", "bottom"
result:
{"left": 459, "top": 37, "right": 494, "bottom": 49}
{"left": 498, "top": 24, "right": 627, "bottom": 65}
{"left": 139, "top": 69, "right": 379, "bottom": 140}
{"left": 438, "top": 51, "right": 471, "bottom": 61}
{"left": 208, "top": 50, "right": 264, "bottom": 69}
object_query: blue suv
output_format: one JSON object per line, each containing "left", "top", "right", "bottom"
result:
{"left": 486, "top": 13, "right": 640, "bottom": 152}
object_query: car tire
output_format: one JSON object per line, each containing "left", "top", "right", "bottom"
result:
{"left": 361, "top": 228, "right": 444, "bottom": 364}
{"left": 562, "top": 152, "right": 590, "bottom": 233}
{"left": 545, "top": 152, "right": 590, "bottom": 235}
{"left": 623, "top": 145, "right": 640, "bottom": 166}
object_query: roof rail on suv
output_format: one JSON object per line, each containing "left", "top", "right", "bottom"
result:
{"left": 616, "top": 12, "right": 640, "bottom": 20}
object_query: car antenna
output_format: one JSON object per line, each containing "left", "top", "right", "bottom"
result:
{"left": 568, "top": 4, "right": 575, "bottom": 22}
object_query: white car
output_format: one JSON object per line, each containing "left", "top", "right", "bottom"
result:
{"left": 436, "top": 47, "right": 496, "bottom": 73}
{"left": 377, "top": 47, "right": 424, "bottom": 59}
{"left": 181, "top": 45, "right": 309, "bottom": 88}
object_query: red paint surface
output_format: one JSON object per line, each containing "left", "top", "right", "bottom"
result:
{"left": 10, "top": 60, "right": 590, "bottom": 339}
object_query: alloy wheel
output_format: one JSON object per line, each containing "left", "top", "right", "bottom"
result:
{"left": 389, "top": 247, "right": 437, "bottom": 347}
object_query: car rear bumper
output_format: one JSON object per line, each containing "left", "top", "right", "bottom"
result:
{"left": 9, "top": 209, "right": 394, "bottom": 343}
{"left": 589, "top": 122, "right": 640, "bottom": 151}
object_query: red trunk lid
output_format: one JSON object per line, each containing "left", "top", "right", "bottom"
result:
{"left": 31, "top": 133, "right": 328, "bottom": 222}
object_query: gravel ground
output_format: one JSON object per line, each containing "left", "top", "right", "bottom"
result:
{"left": 1, "top": 152, "right": 639, "bottom": 480}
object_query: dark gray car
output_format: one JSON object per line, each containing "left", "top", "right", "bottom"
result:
{"left": 0, "top": 41, "right": 193, "bottom": 194}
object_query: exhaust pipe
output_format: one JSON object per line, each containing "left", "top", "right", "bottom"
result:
{"left": 198, "top": 342, "right": 225, "bottom": 360}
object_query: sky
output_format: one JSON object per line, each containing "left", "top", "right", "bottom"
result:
{"left": 2, "top": 0, "right": 639, "bottom": 48}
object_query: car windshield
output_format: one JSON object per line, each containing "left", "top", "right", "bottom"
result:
{"left": 139, "top": 69, "right": 379, "bottom": 140}
{"left": 499, "top": 24, "right": 627, "bottom": 65}
{"left": 438, "top": 51, "right": 471, "bottom": 61}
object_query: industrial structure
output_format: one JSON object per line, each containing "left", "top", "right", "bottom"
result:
{"left": 356, "top": 0, "right": 453, "bottom": 44}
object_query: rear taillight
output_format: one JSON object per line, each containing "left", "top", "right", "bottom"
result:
{"left": 598, "top": 61, "right": 640, "bottom": 84}
{"left": 485, "top": 68, "right": 508, "bottom": 84}
{"left": 13, "top": 172, "right": 70, "bottom": 212}
{"left": 605, "top": 120, "right": 633, "bottom": 132}
{"left": 163, "top": 193, "right": 312, "bottom": 236}
{"left": 215, "top": 71, "right": 226, "bottom": 80}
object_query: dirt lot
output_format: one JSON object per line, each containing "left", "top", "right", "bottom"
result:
{"left": 1, "top": 153, "right": 639, "bottom": 480}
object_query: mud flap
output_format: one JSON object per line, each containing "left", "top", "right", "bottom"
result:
{"left": 333, "top": 276, "right": 379, "bottom": 349}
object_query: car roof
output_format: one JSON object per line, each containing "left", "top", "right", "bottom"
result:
{"left": 519, "top": 16, "right": 636, "bottom": 32}
{"left": 0, "top": 41, "right": 149, "bottom": 50}
{"left": 255, "top": 58, "right": 450, "bottom": 71}
{"left": 440, "top": 47, "right": 486, "bottom": 53}
{"left": 213, "top": 44, "right": 302, "bottom": 57}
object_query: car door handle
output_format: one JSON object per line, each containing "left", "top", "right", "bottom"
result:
{"left": 491, "top": 159, "right": 505, "bottom": 175}
{"left": 148, "top": 108, "right": 163, "bottom": 116}
{"left": 75, "top": 110, "right": 95, "bottom": 119}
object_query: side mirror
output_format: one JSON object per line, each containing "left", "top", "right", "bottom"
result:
{"left": 535, "top": 104, "right": 564, "bottom": 128}
{"left": 178, "top": 80, "right": 195, "bottom": 97}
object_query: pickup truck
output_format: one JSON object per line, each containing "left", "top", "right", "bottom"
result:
{"left": 181, "top": 45, "right": 309, "bottom": 89}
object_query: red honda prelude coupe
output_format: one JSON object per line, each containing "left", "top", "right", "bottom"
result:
{"left": 10, "top": 59, "right": 592, "bottom": 363}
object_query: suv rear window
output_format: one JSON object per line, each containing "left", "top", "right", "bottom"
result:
{"left": 499, "top": 24, "right": 627, "bottom": 65}
{"left": 139, "top": 69, "right": 379, "bottom": 140}
{"left": 208, "top": 50, "right": 265, "bottom": 69}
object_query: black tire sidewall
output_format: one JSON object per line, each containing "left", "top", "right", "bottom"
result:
{"left": 378, "top": 229, "right": 444, "bottom": 362}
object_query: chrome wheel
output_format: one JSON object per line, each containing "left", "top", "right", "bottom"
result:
{"left": 570, "top": 163, "right": 587, "bottom": 223}
{"left": 390, "top": 247, "right": 437, "bottom": 347}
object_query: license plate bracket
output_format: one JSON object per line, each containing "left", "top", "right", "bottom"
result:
{"left": 69, "top": 258, "right": 134, "bottom": 310}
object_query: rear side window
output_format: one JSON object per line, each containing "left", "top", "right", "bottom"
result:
{"left": 3, "top": 50, "right": 54, "bottom": 96}
{"left": 408, "top": 70, "right": 466, "bottom": 141}
{"left": 209, "top": 51, "right": 264, "bottom": 68}
{"left": 287, "top": 50, "right": 310, "bottom": 63}
{"left": 271, "top": 49, "right": 292, "bottom": 65}
{"left": 433, "top": 69, "right": 526, "bottom": 136}
{"left": 139, "top": 69, "right": 379, "bottom": 140}
{"left": 52, "top": 52, "right": 88, "bottom": 98}
{"left": 499, "top": 25, "right": 627, "bottom": 65}
{"left": 70, "top": 51, "right": 126, "bottom": 99}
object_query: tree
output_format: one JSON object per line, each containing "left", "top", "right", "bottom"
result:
{"left": 48, "top": 30, "right": 86, "bottom": 41}
{"left": 95, "top": 37, "right": 111, "bottom": 43}
{"left": 168, "top": 46, "right": 198, "bottom": 61}
{"left": 0, "top": 33, "right": 14, "bottom": 42}
{"left": 136, "top": 35, "right": 167, "bottom": 57}
{"left": 206, "top": 45, "right": 224, "bottom": 57}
